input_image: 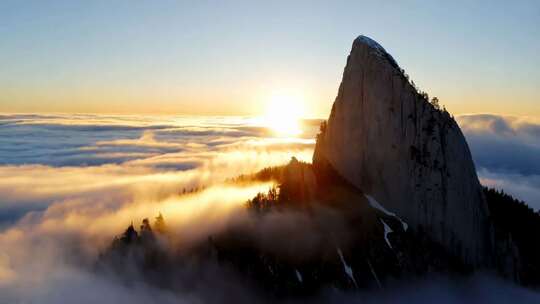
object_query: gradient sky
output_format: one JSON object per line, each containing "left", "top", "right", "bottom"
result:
{"left": 0, "top": 0, "right": 538, "bottom": 117}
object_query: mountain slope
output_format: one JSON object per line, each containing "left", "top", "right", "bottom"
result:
{"left": 100, "top": 159, "right": 473, "bottom": 298}
{"left": 313, "top": 35, "right": 497, "bottom": 268}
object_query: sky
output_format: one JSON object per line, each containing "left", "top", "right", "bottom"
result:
{"left": 0, "top": 0, "right": 539, "bottom": 117}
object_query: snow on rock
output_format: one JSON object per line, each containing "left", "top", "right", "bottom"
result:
{"left": 295, "top": 269, "right": 303, "bottom": 283}
{"left": 367, "top": 259, "right": 382, "bottom": 289}
{"left": 354, "top": 35, "right": 399, "bottom": 68}
{"left": 365, "top": 194, "right": 408, "bottom": 231}
{"left": 354, "top": 35, "right": 386, "bottom": 54}
{"left": 380, "top": 219, "right": 394, "bottom": 249}
{"left": 337, "top": 247, "right": 358, "bottom": 288}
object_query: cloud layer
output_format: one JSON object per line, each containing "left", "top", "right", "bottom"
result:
{"left": 0, "top": 114, "right": 318, "bottom": 223}
{"left": 0, "top": 114, "right": 320, "bottom": 302}
{"left": 456, "top": 114, "right": 540, "bottom": 210}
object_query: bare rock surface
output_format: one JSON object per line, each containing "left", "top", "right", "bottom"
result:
{"left": 313, "top": 35, "right": 494, "bottom": 267}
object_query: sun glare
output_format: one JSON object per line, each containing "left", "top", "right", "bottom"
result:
{"left": 262, "top": 93, "right": 305, "bottom": 137}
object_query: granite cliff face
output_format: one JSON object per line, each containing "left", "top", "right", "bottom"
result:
{"left": 313, "top": 36, "right": 494, "bottom": 267}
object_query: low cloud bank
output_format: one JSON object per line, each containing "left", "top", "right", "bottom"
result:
{"left": 457, "top": 114, "right": 540, "bottom": 209}
{"left": 478, "top": 168, "right": 540, "bottom": 210}
{"left": 0, "top": 114, "right": 317, "bottom": 223}
{"left": 457, "top": 114, "right": 540, "bottom": 175}
{"left": 0, "top": 114, "right": 317, "bottom": 167}
{"left": 0, "top": 114, "right": 318, "bottom": 302}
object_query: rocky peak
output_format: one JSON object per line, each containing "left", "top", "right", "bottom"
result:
{"left": 313, "top": 35, "right": 496, "bottom": 268}
{"left": 353, "top": 35, "right": 400, "bottom": 69}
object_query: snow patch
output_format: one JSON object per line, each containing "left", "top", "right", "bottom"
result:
{"left": 355, "top": 35, "right": 386, "bottom": 53}
{"left": 337, "top": 247, "right": 358, "bottom": 288}
{"left": 367, "top": 259, "right": 382, "bottom": 289}
{"left": 295, "top": 269, "right": 303, "bottom": 283}
{"left": 365, "top": 194, "right": 408, "bottom": 231}
{"left": 354, "top": 35, "right": 399, "bottom": 68}
{"left": 380, "top": 219, "right": 393, "bottom": 249}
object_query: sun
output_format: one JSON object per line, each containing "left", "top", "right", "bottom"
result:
{"left": 262, "top": 93, "right": 305, "bottom": 137}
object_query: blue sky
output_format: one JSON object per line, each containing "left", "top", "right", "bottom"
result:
{"left": 0, "top": 0, "right": 539, "bottom": 117}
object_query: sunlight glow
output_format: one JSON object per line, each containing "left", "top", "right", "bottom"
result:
{"left": 262, "top": 92, "right": 305, "bottom": 137}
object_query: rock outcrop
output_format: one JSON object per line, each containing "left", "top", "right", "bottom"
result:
{"left": 313, "top": 36, "right": 495, "bottom": 267}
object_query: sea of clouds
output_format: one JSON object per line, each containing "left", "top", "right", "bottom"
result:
{"left": 457, "top": 114, "right": 540, "bottom": 210}
{"left": 0, "top": 113, "right": 539, "bottom": 303}
{"left": 0, "top": 113, "right": 319, "bottom": 303}
{"left": 0, "top": 114, "right": 318, "bottom": 224}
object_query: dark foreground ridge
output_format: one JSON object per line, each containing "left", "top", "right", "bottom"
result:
{"left": 98, "top": 159, "right": 540, "bottom": 299}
